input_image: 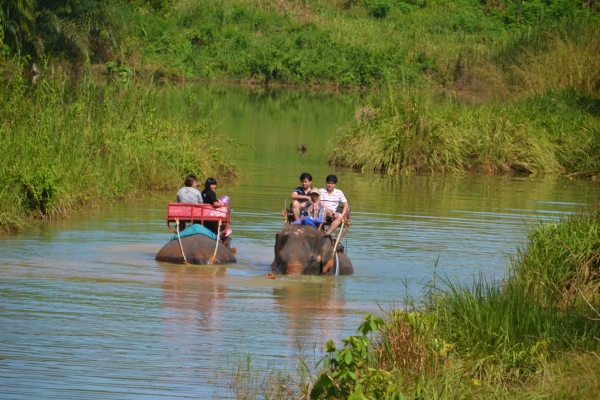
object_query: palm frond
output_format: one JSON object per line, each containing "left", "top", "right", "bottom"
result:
{"left": 59, "top": 19, "right": 90, "bottom": 57}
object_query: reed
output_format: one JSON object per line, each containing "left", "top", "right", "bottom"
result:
{"left": 329, "top": 89, "right": 600, "bottom": 175}
{"left": 307, "top": 211, "right": 600, "bottom": 399}
{"left": 0, "top": 65, "right": 237, "bottom": 233}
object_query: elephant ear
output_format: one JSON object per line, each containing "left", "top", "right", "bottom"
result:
{"left": 321, "top": 236, "right": 334, "bottom": 274}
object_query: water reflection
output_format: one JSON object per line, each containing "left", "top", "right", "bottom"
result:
{"left": 161, "top": 264, "right": 228, "bottom": 334}
{"left": 273, "top": 278, "right": 347, "bottom": 349}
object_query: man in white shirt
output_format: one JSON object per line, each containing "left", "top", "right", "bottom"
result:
{"left": 319, "top": 174, "right": 349, "bottom": 235}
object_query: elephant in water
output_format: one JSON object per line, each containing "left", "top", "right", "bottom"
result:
{"left": 156, "top": 234, "right": 236, "bottom": 265}
{"left": 271, "top": 224, "right": 353, "bottom": 275}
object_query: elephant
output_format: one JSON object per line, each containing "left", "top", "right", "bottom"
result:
{"left": 271, "top": 224, "right": 353, "bottom": 276}
{"left": 156, "top": 234, "right": 236, "bottom": 265}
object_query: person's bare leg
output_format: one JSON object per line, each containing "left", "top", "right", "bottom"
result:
{"left": 326, "top": 213, "right": 343, "bottom": 235}
{"left": 291, "top": 200, "right": 302, "bottom": 220}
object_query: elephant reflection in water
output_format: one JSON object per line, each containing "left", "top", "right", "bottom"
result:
{"left": 161, "top": 264, "right": 228, "bottom": 350}
{"left": 273, "top": 279, "right": 347, "bottom": 348}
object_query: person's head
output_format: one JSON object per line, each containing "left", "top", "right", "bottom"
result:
{"left": 184, "top": 174, "right": 198, "bottom": 187}
{"left": 310, "top": 188, "right": 320, "bottom": 202}
{"left": 204, "top": 177, "right": 217, "bottom": 191}
{"left": 300, "top": 172, "right": 312, "bottom": 189}
{"left": 325, "top": 174, "right": 338, "bottom": 192}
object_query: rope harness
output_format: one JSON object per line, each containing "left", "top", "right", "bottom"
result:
{"left": 175, "top": 218, "right": 189, "bottom": 265}
{"left": 208, "top": 219, "right": 222, "bottom": 265}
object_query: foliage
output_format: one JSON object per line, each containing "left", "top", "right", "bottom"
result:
{"left": 310, "top": 314, "right": 396, "bottom": 399}
{"left": 0, "top": 0, "right": 131, "bottom": 61}
{"left": 328, "top": 89, "right": 600, "bottom": 176}
{"left": 2, "top": 0, "right": 598, "bottom": 89}
{"left": 0, "top": 63, "right": 236, "bottom": 232}
{"left": 366, "top": 1, "right": 392, "bottom": 19}
{"left": 305, "top": 211, "right": 600, "bottom": 399}
{"left": 515, "top": 211, "right": 600, "bottom": 308}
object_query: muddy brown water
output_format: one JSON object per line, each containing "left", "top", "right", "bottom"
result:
{"left": 1, "top": 86, "right": 598, "bottom": 398}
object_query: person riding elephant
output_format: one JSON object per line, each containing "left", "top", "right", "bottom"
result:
{"left": 271, "top": 224, "right": 353, "bottom": 276}
{"left": 156, "top": 227, "right": 236, "bottom": 265}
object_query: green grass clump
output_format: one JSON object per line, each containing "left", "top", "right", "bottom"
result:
{"left": 305, "top": 212, "right": 600, "bottom": 399}
{"left": 516, "top": 212, "right": 600, "bottom": 308}
{"left": 0, "top": 65, "right": 236, "bottom": 233}
{"left": 328, "top": 89, "right": 600, "bottom": 176}
{"left": 5, "top": 0, "right": 598, "bottom": 91}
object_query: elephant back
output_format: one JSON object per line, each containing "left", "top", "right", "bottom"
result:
{"left": 156, "top": 234, "right": 236, "bottom": 265}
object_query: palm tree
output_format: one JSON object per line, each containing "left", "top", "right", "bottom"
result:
{"left": 0, "top": 0, "right": 41, "bottom": 56}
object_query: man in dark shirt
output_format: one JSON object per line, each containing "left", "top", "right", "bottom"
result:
{"left": 290, "top": 172, "right": 313, "bottom": 221}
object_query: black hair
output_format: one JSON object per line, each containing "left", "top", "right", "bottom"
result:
{"left": 204, "top": 177, "right": 217, "bottom": 191}
{"left": 299, "top": 172, "right": 313, "bottom": 181}
{"left": 184, "top": 174, "right": 198, "bottom": 187}
{"left": 325, "top": 174, "right": 338, "bottom": 184}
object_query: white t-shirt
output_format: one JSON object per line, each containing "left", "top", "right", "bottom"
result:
{"left": 319, "top": 188, "right": 347, "bottom": 213}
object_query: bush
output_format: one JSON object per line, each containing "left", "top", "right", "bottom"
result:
{"left": 367, "top": 0, "right": 392, "bottom": 19}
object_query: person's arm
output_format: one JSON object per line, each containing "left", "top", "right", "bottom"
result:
{"left": 340, "top": 202, "right": 348, "bottom": 219}
{"left": 291, "top": 193, "right": 310, "bottom": 202}
{"left": 338, "top": 191, "right": 349, "bottom": 220}
{"left": 205, "top": 191, "right": 225, "bottom": 207}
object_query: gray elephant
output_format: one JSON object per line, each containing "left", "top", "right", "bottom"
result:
{"left": 156, "top": 234, "right": 236, "bottom": 265}
{"left": 271, "top": 224, "right": 353, "bottom": 275}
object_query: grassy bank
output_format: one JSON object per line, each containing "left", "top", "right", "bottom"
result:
{"left": 231, "top": 211, "right": 599, "bottom": 399}
{"left": 2, "top": 1, "right": 599, "bottom": 91}
{"left": 328, "top": 89, "right": 600, "bottom": 176}
{"left": 311, "top": 211, "right": 600, "bottom": 399}
{"left": 0, "top": 65, "right": 236, "bottom": 234}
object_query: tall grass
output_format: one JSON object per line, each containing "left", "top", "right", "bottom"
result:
{"left": 70, "top": 0, "right": 596, "bottom": 92}
{"left": 515, "top": 212, "right": 600, "bottom": 309}
{"left": 305, "top": 211, "right": 600, "bottom": 399}
{"left": 0, "top": 65, "right": 237, "bottom": 233}
{"left": 329, "top": 89, "right": 600, "bottom": 175}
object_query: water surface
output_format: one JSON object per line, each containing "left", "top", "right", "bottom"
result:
{"left": 1, "top": 86, "right": 598, "bottom": 398}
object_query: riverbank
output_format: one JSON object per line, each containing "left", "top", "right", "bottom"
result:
{"left": 232, "top": 210, "right": 600, "bottom": 399}
{"left": 329, "top": 89, "right": 600, "bottom": 176}
{"left": 0, "top": 67, "right": 237, "bottom": 234}
{"left": 310, "top": 210, "right": 600, "bottom": 398}
{"left": 2, "top": 1, "right": 598, "bottom": 91}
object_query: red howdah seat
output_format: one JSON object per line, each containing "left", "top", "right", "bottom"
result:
{"left": 166, "top": 203, "right": 231, "bottom": 234}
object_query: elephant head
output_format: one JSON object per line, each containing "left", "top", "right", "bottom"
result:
{"left": 271, "top": 224, "right": 353, "bottom": 276}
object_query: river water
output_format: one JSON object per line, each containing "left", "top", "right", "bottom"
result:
{"left": 1, "top": 87, "right": 598, "bottom": 399}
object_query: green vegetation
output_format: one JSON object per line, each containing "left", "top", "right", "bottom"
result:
{"left": 308, "top": 211, "right": 600, "bottom": 398}
{"left": 1, "top": 1, "right": 598, "bottom": 89}
{"left": 6, "top": 1, "right": 597, "bottom": 176}
{"left": 318, "top": 1, "right": 600, "bottom": 175}
{"left": 0, "top": 65, "right": 236, "bottom": 233}
{"left": 329, "top": 89, "right": 600, "bottom": 175}
{"left": 228, "top": 211, "right": 600, "bottom": 399}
